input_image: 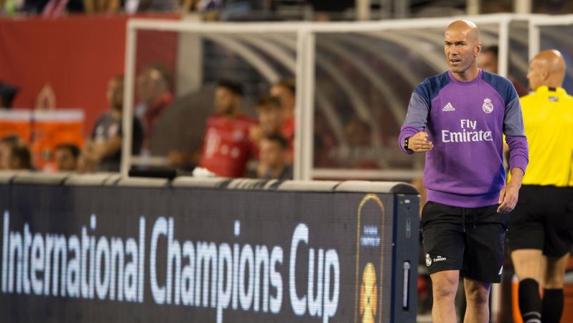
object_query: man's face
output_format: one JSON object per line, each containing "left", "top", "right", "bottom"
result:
{"left": 258, "top": 108, "right": 282, "bottom": 135}
{"left": 259, "top": 139, "right": 284, "bottom": 169}
{"left": 55, "top": 148, "right": 77, "bottom": 171}
{"left": 107, "top": 78, "right": 124, "bottom": 111}
{"left": 136, "top": 69, "right": 152, "bottom": 103}
{"left": 270, "top": 85, "right": 294, "bottom": 111}
{"left": 214, "top": 87, "right": 237, "bottom": 115}
{"left": 136, "top": 68, "right": 165, "bottom": 103}
{"left": 478, "top": 51, "right": 497, "bottom": 73}
{"left": 444, "top": 29, "right": 480, "bottom": 75}
{"left": 527, "top": 59, "right": 546, "bottom": 91}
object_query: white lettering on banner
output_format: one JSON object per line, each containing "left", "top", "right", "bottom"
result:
{"left": 253, "top": 245, "right": 269, "bottom": 312}
{"left": 95, "top": 236, "right": 110, "bottom": 300}
{"left": 2, "top": 212, "right": 145, "bottom": 302}
{"left": 150, "top": 217, "right": 167, "bottom": 304}
{"left": 269, "top": 246, "right": 283, "bottom": 314}
{"left": 323, "top": 250, "right": 340, "bottom": 323}
{"left": 31, "top": 232, "right": 44, "bottom": 294}
{"left": 138, "top": 217, "right": 145, "bottom": 302}
{"left": 1, "top": 211, "right": 7, "bottom": 292}
{"left": 196, "top": 241, "right": 218, "bottom": 307}
{"left": 125, "top": 237, "right": 139, "bottom": 302}
{"left": 167, "top": 218, "right": 180, "bottom": 305}
{"left": 23, "top": 224, "right": 31, "bottom": 294}
{"left": 288, "top": 223, "right": 340, "bottom": 323}
{"left": 181, "top": 241, "right": 196, "bottom": 306}
{"left": 239, "top": 244, "right": 254, "bottom": 311}
{"left": 217, "top": 243, "right": 233, "bottom": 323}
{"left": 0, "top": 211, "right": 341, "bottom": 323}
{"left": 67, "top": 235, "right": 80, "bottom": 298}
{"left": 289, "top": 223, "right": 308, "bottom": 315}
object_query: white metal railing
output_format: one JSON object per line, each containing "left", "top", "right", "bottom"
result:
{"left": 528, "top": 14, "right": 573, "bottom": 60}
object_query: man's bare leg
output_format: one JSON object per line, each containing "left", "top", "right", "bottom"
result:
{"left": 463, "top": 278, "right": 491, "bottom": 323}
{"left": 431, "top": 270, "right": 459, "bottom": 323}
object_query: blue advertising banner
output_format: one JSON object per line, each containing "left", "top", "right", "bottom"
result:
{"left": 0, "top": 175, "right": 419, "bottom": 323}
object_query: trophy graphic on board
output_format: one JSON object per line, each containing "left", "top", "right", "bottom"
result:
{"left": 355, "top": 194, "right": 385, "bottom": 323}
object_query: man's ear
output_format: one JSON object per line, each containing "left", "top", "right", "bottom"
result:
{"left": 475, "top": 43, "right": 482, "bottom": 57}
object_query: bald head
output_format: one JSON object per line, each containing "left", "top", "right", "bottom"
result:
{"left": 446, "top": 19, "right": 481, "bottom": 43}
{"left": 528, "top": 49, "right": 566, "bottom": 90}
{"left": 444, "top": 19, "right": 482, "bottom": 80}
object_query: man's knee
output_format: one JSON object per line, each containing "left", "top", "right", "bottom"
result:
{"left": 512, "top": 249, "right": 543, "bottom": 280}
{"left": 433, "top": 283, "right": 457, "bottom": 300}
{"left": 544, "top": 254, "right": 569, "bottom": 288}
{"left": 431, "top": 271, "right": 459, "bottom": 301}
{"left": 545, "top": 273, "right": 565, "bottom": 288}
{"left": 466, "top": 287, "right": 490, "bottom": 305}
{"left": 465, "top": 280, "right": 491, "bottom": 306}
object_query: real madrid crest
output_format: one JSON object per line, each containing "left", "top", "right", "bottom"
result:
{"left": 482, "top": 97, "right": 494, "bottom": 114}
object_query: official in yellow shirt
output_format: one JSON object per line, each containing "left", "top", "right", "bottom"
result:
{"left": 520, "top": 86, "right": 573, "bottom": 186}
{"left": 509, "top": 50, "right": 573, "bottom": 323}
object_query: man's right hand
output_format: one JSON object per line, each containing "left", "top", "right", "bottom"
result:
{"left": 408, "top": 131, "right": 434, "bottom": 152}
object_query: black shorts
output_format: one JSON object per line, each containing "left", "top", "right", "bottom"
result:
{"left": 508, "top": 185, "right": 573, "bottom": 257}
{"left": 421, "top": 201, "right": 508, "bottom": 283}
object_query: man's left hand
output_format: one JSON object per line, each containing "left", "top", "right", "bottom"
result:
{"left": 497, "top": 184, "right": 519, "bottom": 214}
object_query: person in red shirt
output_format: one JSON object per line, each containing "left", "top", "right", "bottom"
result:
{"left": 135, "top": 65, "right": 174, "bottom": 149}
{"left": 198, "top": 80, "right": 255, "bottom": 178}
{"left": 249, "top": 96, "right": 283, "bottom": 149}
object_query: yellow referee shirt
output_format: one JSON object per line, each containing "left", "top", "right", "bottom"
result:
{"left": 520, "top": 86, "right": 573, "bottom": 186}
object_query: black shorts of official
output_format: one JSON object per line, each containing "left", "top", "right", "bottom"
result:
{"left": 508, "top": 185, "right": 573, "bottom": 258}
{"left": 421, "top": 201, "right": 508, "bottom": 283}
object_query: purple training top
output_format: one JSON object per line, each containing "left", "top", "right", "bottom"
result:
{"left": 399, "top": 70, "right": 528, "bottom": 208}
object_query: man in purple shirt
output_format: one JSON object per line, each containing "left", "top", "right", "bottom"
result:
{"left": 399, "top": 20, "right": 528, "bottom": 323}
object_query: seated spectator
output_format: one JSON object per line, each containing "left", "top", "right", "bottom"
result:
{"left": 479, "top": 45, "right": 528, "bottom": 96}
{"left": 198, "top": 79, "right": 256, "bottom": 177}
{"left": 125, "top": 0, "right": 178, "bottom": 13}
{"left": 0, "top": 135, "right": 20, "bottom": 170}
{"left": 84, "top": 75, "right": 143, "bottom": 172}
{"left": 219, "top": 0, "right": 275, "bottom": 21}
{"left": 257, "top": 134, "right": 292, "bottom": 180}
{"left": 17, "top": 0, "right": 85, "bottom": 16}
{"left": 83, "top": 0, "right": 121, "bottom": 14}
{"left": 249, "top": 96, "right": 283, "bottom": 146}
{"left": 270, "top": 79, "right": 296, "bottom": 145}
{"left": 194, "top": 0, "right": 222, "bottom": 11}
{"left": 135, "top": 65, "right": 173, "bottom": 150}
{"left": 76, "top": 149, "right": 98, "bottom": 174}
{"left": 54, "top": 143, "right": 80, "bottom": 171}
{"left": 0, "top": 141, "right": 33, "bottom": 170}
{"left": 310, "top": 0, "right": 354, "bottom": 21}
{"left": 251, "top": 95, "right": 295, "bottom": 164}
